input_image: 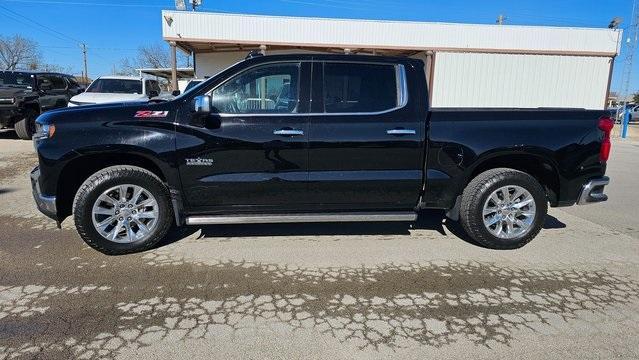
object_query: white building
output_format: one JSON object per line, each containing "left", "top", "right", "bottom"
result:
{"left": 161, "top": 10, "right": 622, "bottom": 110}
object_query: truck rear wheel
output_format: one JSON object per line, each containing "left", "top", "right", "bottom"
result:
{"left": 73, "top": 165, "right": 173, "bottom": 255}
{"left": 14, "top": 109, "right": 37, "bottom": 140}
{"left": 459, "top": 168, "right": 547, "bottom": 249}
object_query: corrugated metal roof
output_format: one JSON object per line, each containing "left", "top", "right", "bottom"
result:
{"left": 162, "top": 11, "right": 622, "bottom": 56}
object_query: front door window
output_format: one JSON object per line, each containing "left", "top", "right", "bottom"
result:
{"left": 209, "top": 63, "right": 300, "bottom": 114}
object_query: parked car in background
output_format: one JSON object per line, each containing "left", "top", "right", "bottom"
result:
{"left": 31, "top": 54, "right": 612, "bottom": 255}
{"left": 0, "top": 70, "right": 83, "bottom": 139}
{"left": 614, "top": 104, "right": 638, "bottom": 123}
{"left": 68, "top": 76, "right": 162, "bottom": 106}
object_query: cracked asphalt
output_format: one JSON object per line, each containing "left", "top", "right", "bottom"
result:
{"left": 1, "top": 130, "right": 639, "bottom": 359}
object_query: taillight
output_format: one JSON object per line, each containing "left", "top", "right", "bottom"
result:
{"left": 598, "top": 116, "right": 614, "bottom": 162}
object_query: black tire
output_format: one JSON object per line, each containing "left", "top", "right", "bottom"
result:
{"left": 73, "top": 165, "right": 173, "bottom": 255}
{"left": 459, "top": 168, "right": 548, "bottom": 250}
{"left": 14, "top": 109, "right": 37, "bottom": 140}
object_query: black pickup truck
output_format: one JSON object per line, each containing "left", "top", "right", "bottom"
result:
{"left": 1, "top": 70, "right": 83, "bottom": 139}
{"left": 30, "top": 54, "right": 612, "bottom": 255}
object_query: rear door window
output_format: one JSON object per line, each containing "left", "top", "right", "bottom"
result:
{"left": 49, "top": 75, "right": 67, "bottom": 90}
{"left": 323, "top": 63, "right": 399, "bottom": 113}
{"left": 66, "top": 76, "right": 80, "bottom": 88}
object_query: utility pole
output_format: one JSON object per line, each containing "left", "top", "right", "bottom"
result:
{"left": 169, "top": 41, "right": 178, "bottom": 91}
{"left": 496, "top": 14, "right": 507, "bottom": 25}
{"left": 81, "top": 43, "right": 88, "bottom": 84}
{"left": 190, "top": 0, "right": 201, "bottom": 11}
{"left": 618, "top": 0, "right": 639, "bottom": 139}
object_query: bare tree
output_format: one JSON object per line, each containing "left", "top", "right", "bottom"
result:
{"left": 137, "top": 43, "right": 172, "bottom": 68}
{"left": 0, "top": 35, "right": 42, "bottom": 70}
{"left": 114, "top": 57, "right": 139, "bottom": 76}
{"left": 115, "top": 42, "right": 189, "bottom": 78}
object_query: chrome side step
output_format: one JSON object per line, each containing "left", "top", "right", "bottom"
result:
{"left": 185, "top": 212, "right": 417, "bottom": 225}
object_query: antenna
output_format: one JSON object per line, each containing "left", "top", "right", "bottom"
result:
{"left": 617, "top": 0, "right": 639, "bottom": 139}
{"left": 175, "top": 0, "right": 186, "bottom": 11}
{"left": 189, "top": 0, "right": 202, "bottom": 11}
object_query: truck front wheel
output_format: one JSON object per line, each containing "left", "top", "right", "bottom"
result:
{"left": 14, "top": 109, "right": 37, "bottom": 140}
{"left": 73, "top": 165, "right": 174, "bottom": 255}
{"left": 459, "top": 168, "right": 547, "bottom": 249}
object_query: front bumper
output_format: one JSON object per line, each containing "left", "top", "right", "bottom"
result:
{"left": 0, "top": 108, "right": 18, "bottom": 127}
{"left": 30, "top": 166, "right": 57, "bottom": 220}
{"left": 577, "top": 177, "right": 609, "bottom": 205}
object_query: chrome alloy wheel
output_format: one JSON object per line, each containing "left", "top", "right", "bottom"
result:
{"left": 91, "top": 184, "right": 159, "bottom": 243}
{"left": 482, "top": 185, "right": 536, "bottom": 239}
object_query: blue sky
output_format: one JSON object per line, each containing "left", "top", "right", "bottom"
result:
{"left": 0, "top": 0, "right": 636, "bottom": 93}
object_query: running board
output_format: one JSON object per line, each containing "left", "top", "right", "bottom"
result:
{"left": 185, "top": 212, "right": 417, "bottom": 225}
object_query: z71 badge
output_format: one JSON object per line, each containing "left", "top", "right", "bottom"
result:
{"left": 134, "top": 110, "right": 169, "bottom": 118}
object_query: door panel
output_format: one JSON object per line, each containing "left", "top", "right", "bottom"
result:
{"left": 38, "top": 75, "right": 68, "bottom": 110}
{"left": 176, "top": 62, "right": 311, "bottom": 213}
{"left": 307, "top": 62, "right": 425, "bottom": 210}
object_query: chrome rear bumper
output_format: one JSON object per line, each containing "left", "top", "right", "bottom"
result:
{"left": 577, "top": 177, "right": 609, "bottom": 205}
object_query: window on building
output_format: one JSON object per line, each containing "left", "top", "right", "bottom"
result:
{"left": 209, "top": 63, "right": 300, "bottom": 114}
{"left": 323, "top": 63, "right": 398, "bottom": 113}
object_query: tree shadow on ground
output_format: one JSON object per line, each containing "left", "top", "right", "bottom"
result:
{"left": 1, "top": 258, "right": 636, "bottom": 358}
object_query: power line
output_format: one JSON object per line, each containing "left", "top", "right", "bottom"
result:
{"left": 0, "top": 7, "right": 76, "bottom": 44}
{"left": 0, "top": 3, "right": 128, "bottom": 77}
{"left": 1, "top": 0, "right": 171, "bottom": 8}
{"left": 0, "top": 4, "right": 82, "bottom": 44}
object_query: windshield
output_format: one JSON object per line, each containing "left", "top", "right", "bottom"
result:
{"left": 86, "top": 79, "right": 142, "bottom": 94}
{"left": 0, "top": 72, "right": 34, "bottom": 88}
{"left": 184, "top": 80, "right": 203, "bottom": 92}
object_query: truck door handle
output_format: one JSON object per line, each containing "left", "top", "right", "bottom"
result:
{"left": 386, "top": 128, "right": 416, "bottom": 136}
{"left": 273, "top": 129, "right": 304, "bottom": 136}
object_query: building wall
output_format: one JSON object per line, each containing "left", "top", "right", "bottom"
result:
{"left": 431, "top": 52, "right": 612, "bottom": 110}
{"left": 195, "top": 50, "right": 319, "bottom": 78}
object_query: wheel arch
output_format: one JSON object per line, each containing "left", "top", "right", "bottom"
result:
{"left": 467, "top": 151, "right": 560, "bottom": 205}
{"left": 56, "top": 151, "right": 171, "bottom": 221}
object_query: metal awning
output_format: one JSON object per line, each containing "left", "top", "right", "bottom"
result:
{"left": 162, "top": 10, "right": 622, "bottom": 57}
{"left": 137, "top": 67, "right": 194, "bottom": 79}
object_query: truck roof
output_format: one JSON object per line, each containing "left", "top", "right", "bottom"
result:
{"left": 96, "top": 75, "right": 147, "bottom": 81}
{"left": 240, "top": 53, "right": 425, "bottom": 66}
{"left": 0, "top": 69, "right": 74, "bottom": 76}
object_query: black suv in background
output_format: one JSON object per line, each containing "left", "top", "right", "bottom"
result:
{"left": 0, "top": 70, "right": 83, "bottom": 139}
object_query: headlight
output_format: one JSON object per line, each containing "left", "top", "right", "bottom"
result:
{"left": 33, "top": 123, "right": 56, "bottom": 140}
{"left": 0, "top": 98, "right": 15, "bottom": 105}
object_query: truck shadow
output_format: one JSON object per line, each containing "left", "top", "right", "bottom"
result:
{"left": 0, "top": 130, "right": 19, "bottom": 139}
{"left": 159, "top": 210, "right": 567, "bottom": 250}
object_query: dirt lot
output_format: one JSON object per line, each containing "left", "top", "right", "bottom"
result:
{"left": 1, "top": 130, "right": 638, "bottom": 359}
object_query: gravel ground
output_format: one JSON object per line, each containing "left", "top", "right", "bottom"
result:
{"left": 0, "top": 132, "right": 638, "bottom": 359}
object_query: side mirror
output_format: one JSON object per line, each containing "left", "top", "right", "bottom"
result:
{"left": 172, "top": 90, "right": 181, "bottom": 96}
{"left": 148, "top": 90, "right": 159, "bottom": 98}
{"left": 193, "top": 95, "right": 211, "bottom": 114}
